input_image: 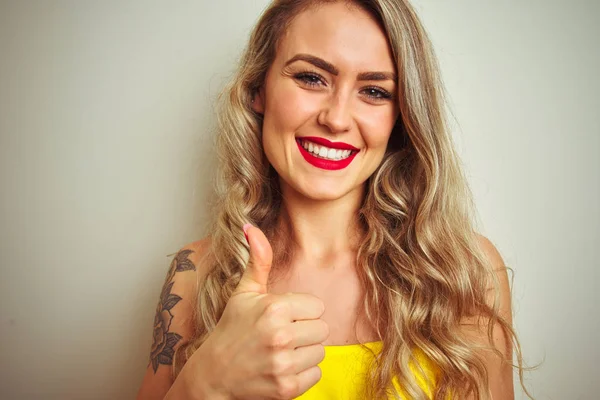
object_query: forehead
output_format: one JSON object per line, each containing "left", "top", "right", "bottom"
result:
{"left": 276, "top": 2, "right": 395, "bottom": 74}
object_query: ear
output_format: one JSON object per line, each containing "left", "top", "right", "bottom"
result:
{"left": 251, "top": 88, "right": 265, "bottom": 114}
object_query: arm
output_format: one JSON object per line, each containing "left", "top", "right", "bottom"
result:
{"left": 462, "top": 235, "right": 515, "bottom": 400}
{"left": 136, "top": 238, "right": 213, "bottom": 400}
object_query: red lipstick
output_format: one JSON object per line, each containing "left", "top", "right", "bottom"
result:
{"left": 298, "top": 136, "right": 359, "bottom": 151}
{"left": 296, "top": 138, "right": 359, "bottom": 171}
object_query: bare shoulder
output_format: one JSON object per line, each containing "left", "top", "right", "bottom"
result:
{"left": 463, "top": 234, "right": 515, "bottom": 399}
{"left": 178, "top": 236, "right": 214, "bottom": 272}
{"left": 475, "top": 234, "right": 504, "bottom": 267}
{"left": 136, "top": 237, "right": 213, "bottom": 400}
{"left": 178, "top": 236, "right": 214, "bottom": 282}
{"left": 475, "top": 234, "right": 507, "bottom": 273}
{"left": 474, "top": 233, "right": 511, "bottom": 314}
{"left": 460, "top": 233, "right": 513, "bottom": 335}
{"left": 159, "top": 237, "right": 214, "bottom": 312}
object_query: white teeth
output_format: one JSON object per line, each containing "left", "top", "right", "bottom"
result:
{"left": 299, "top": 139, "right": 354, "bottom": 161}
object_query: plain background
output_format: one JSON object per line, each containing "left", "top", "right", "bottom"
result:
{"left": 1, "top": 0, "right": 598, "bottom": 399}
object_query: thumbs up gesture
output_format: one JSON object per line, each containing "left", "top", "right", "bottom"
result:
{"left": 234, "top": 224, "right": 277, "bottom": 296}
{"left": 191, "top": 224, "right": 329, "bottom": 400}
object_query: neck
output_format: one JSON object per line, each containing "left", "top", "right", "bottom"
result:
{"left": 277, "top": 180, "right": 366, "bottom": 266}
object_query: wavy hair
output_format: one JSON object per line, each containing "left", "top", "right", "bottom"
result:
{"left": 174, "top": 0, "right": 530, "bottom": 398}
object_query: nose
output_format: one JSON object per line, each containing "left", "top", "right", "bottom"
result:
{"left": 317, "top": 91, "right": 352, "bottom": 134}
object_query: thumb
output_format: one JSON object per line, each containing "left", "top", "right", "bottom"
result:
{"left": 234, "top": 223, "right": 273, "bottom": 295}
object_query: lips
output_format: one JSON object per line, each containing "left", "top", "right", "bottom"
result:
{"left": 296, "top": 136, "right": 359, "bottom": 151}
{"left": 296, "top": 140, "right": 359, "bottom": 171}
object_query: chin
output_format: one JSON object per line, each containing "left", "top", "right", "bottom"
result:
{"left": 294, "top": 180, "right": 358, "bottom": 202}
{"left": 303, "top": 189, "right": 346, "bottom": 201}
{"left": 276, "top": 167, "right": 366, "bottom": 202}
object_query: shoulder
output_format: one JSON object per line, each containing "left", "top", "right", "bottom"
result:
{"left": 475, "top": 234, "right": 503, "bottom": 265}
{"left": 155, "top": 236, "right": 214, "bottom": 356}
{"left": 178, "top": 237, "right": 213, "bottom": 278}
{"left": 475, "top": 234, "right": 506, "bottom": 273}
{"left": 464, "top": 234, "right": 512, "bottom": 327}
{"left": 459, "top": 234, "right": 513, "bottom": 338}
{"left": 176, "top": 236, "right": 213, "bottom": 276}
{"left": 474, "top": 233, "right": 511, "bottom": 313}
{"left": 164, "top": 236, "right": 214, "bottom": 324}
{"left": 136, "top": 237, "right": 213, "bottom": 400}
{"left": 161, "top": 237, "right": 213, "bottom": 305}
{"left": 464, "top": 237, "right": 515, "bottom": 397}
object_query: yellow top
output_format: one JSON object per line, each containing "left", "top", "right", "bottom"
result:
{"left": 295, "top": 341, "right": 438, "bottom": 400}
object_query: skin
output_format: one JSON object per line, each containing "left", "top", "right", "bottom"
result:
{"left": 248, "top": 2, "right": 401, "bottom": 349}
{"left": 253, "top": 2, "right": 399, "bottom": 264}
{"left": 136, "top": 3, "right": 515, "bottom": 399}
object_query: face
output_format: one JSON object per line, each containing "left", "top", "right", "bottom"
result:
{"left": 252, "top": 2, "right": 399, "bottom": 201}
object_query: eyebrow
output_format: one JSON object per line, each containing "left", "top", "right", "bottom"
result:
{"left": 284, "top": 53, "right": 397, "bottom": 82}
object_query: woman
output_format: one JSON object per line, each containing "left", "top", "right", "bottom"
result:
{"left": 137, "top": 0, "right": 528, "bottom": 399}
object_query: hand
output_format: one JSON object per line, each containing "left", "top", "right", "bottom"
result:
{"left": 191, "top": 224, "right": 329, "bottom": 400}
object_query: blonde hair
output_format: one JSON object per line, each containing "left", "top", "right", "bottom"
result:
{"left": 174, "top": 1, "right": 530, "bottom": 398}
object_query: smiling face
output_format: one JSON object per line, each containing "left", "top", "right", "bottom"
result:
{"left": 252, "top": 2, "right": 399, "bottom": 201}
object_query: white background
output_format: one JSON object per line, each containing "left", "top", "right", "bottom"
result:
{"left": 1, "top": 1, "right": 598, "bottom": 399}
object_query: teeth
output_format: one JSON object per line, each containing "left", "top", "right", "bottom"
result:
{"left": 300, "top": 139, "right": 354, "bottom": 161}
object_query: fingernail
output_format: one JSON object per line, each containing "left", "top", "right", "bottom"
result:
{"left": 243, "top": 223, "right": 252, "bottom": 244}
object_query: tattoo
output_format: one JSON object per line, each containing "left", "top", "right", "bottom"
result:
{"left": 149, "top": 249, "right": 196, "bottom": 373}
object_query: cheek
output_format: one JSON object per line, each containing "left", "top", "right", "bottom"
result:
{"left": 262, "top": 81, "right": 319, "bottom": 168}
{"left": 264, "top": 82, "right": 319, "bottom": 132}
{"left": 360, "top": 108, "right": 396, "bottom": 150}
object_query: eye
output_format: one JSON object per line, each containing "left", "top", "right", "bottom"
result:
{"left": 294, "top": 72, "right": 326, "bottom": 88}
{"left": 361, "top": 87, "right": 393, "bottom": 101}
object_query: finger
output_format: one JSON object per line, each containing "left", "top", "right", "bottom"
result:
{"left": 293, "top": 365, "right": 323, "bottom": 397}
{"left": 234, "top": 224, "right": 273, "bottom": 295}
{"left": 291, "top": 343, "right": 326, "bottom": 374}
{"left": 282, "top": 292, "right": 326, "bottom": 321}
{"left": 247, "top": 364, "right": 322, "bottom": 400}
{"left": 288, "top": 319, "right": 330, "bottom": 348}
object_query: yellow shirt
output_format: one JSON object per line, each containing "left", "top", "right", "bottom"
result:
{"left": 295, "top": 341, "right": 437, "bottom": 399}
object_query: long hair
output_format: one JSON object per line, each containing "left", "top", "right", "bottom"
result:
{"left": 174, "top": 1, "right": 529, "bottom": 398}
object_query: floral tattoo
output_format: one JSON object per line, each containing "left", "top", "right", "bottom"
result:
{"left": 149, "top": 249, "right": 196, "bottom": 373}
